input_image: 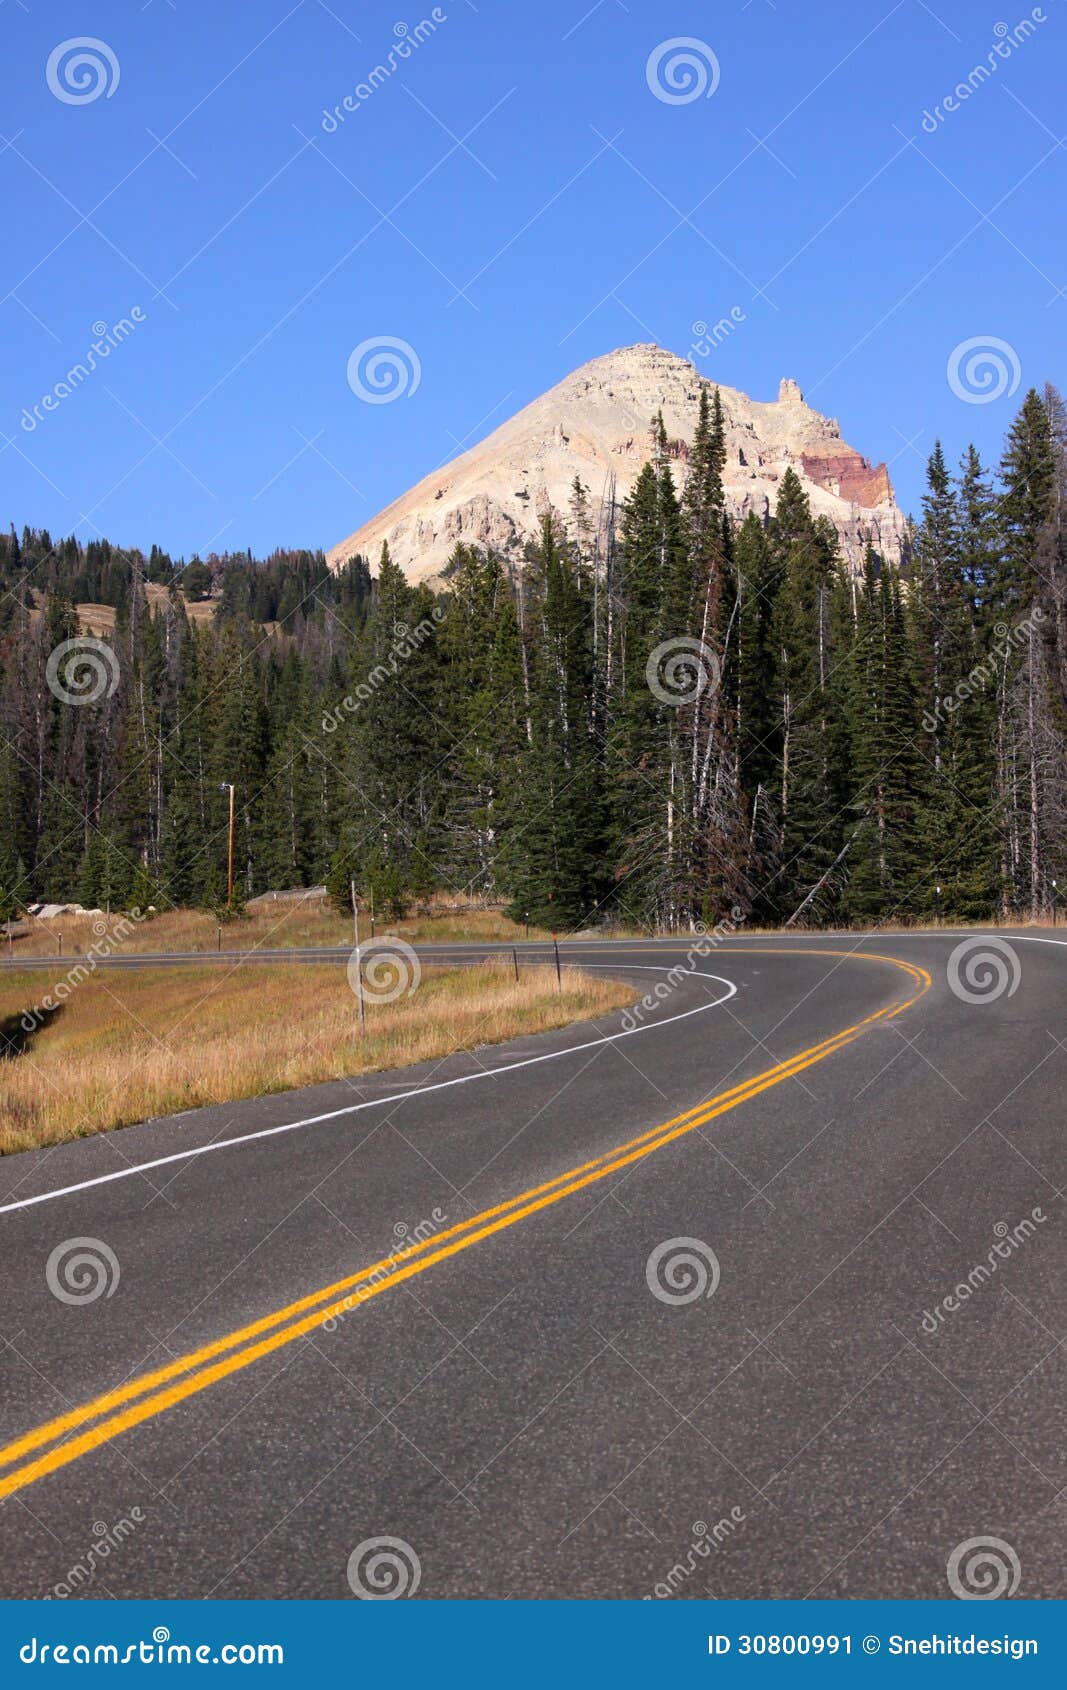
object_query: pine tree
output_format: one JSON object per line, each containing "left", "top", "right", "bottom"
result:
{"left": 998, "top": 389, "right": 1054, "bottom": 613}
{"left": 507, "top": 519, "right": 605, "bottom": 927}
{"left": 846, "top": 562, "right": 924, "bottom": 919}
{"left": 769, "top": 475, "right": 843, "bottom": 918}
{"left": 734, "top": 513, "right": 780, "bottom": 815}
{"left": 957, "top": 445, "right": 999, "bottom": 631}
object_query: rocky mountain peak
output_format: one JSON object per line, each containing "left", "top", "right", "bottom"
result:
{"left": 328, "top": 344, "right": 908, "bottom": 582}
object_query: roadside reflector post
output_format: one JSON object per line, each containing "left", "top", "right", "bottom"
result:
{"left": 353, "top": 897, "right": 366, "bottom": 1035}
{"left": 512, "top": 946, "right": 519, "bottom": 982}
{"left": 217, "top": 925, "right": 222, "bottom": 952}
{"left": 57, "top": 931, "right": 62, "bottom": 957}
{"left": 553, "top": 934, "right": 561, "bottom": 990}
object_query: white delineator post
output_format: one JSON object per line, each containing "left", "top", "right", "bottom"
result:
{"left": 351, "top": 879, "right": 366, "bottom": 1035}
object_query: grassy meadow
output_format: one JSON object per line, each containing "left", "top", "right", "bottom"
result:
{"left": 0, "top": 957, "right": 633, "bottom": 1154}
{"left": 6, "top": 896, "right": 552, "bottom": 960}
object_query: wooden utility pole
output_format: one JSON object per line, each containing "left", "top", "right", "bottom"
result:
{"left": 226, "top": 783, "right": 236, "bottom": 906}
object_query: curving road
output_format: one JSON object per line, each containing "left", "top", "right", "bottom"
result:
{"left": 0, "top": 933, "right": 1063, "bottom": 1600}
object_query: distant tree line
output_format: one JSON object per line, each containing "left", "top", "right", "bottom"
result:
{"left": 1, "top": 383, "right": 1065, "bottom": 931}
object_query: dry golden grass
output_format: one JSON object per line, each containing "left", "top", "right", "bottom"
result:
{"left": 144, "top": 582, "right": 218, "bottom": 624}
{"left": 27, "top": 584, "right": 217, "bottom": 639}
{"left": 0, "top": 959, "right": 633, "bottom": 1154}
{"left": 6, "top": 900, "right": 551, "bottom": 959}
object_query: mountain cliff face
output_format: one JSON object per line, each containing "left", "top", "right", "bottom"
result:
{"left": 327, "top": 344, "right": 908, "bottom": 580}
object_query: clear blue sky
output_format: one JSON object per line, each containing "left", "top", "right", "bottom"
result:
{"left": 3, "top": 0, "right": 1064, "bottom": 562}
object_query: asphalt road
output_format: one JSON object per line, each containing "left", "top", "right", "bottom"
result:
{"left": 0, "top": 932, "right": 1062, "bottom": 1601}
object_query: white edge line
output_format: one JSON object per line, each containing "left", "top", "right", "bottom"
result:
{"left": 0, "top": 967, "right": 737, "bottom": 1217}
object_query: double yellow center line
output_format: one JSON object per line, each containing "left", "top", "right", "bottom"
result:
{"left": 0, "top": 949, "right": 930, "bottom": 1502}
